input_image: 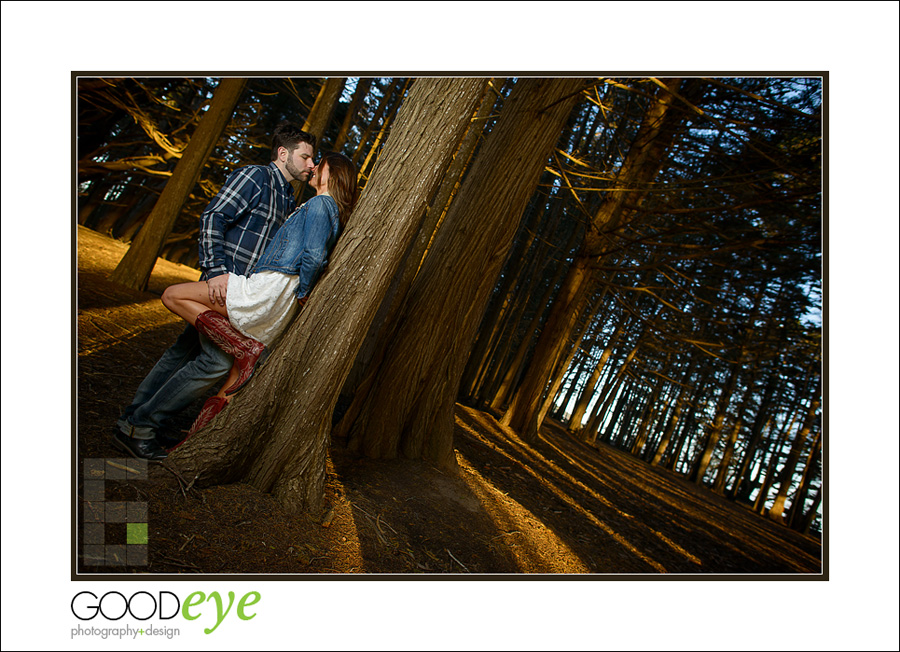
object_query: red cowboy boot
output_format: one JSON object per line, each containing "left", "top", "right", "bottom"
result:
{"left": 194, "top": 310, "right": 266, "bottom": 395}
{"left": 181, "top": 396, "right": 230, "bottom": 443}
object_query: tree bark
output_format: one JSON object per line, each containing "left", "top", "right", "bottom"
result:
{"left": 109, "top": 78, "right": 247, "bottom": 291}
{"left": 358, "top": 79, "right": 410, "bottom": 183}
{"left": 169, "top": 78, "right": 488, "bottom": 514}
{"left": 303, "top": 77, "right": 348, "bottom": 149}
{"left": 342, "top": 77, "right": 587, "bottom": 468}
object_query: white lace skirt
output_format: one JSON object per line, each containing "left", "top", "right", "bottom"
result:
{"left": 226, "top": 271, "right": 300, "bottom": 345}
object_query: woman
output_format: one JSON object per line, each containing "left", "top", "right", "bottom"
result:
{"left": 161, "top": 152, "right": 359, "bottom": 436}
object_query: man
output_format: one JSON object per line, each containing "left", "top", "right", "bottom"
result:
{"left": 113, "top": 122, "right": 317, "bottom": 460}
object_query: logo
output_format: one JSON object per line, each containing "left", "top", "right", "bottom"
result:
{"left": 71, "top": 590, "right": 260, "bottom": 635}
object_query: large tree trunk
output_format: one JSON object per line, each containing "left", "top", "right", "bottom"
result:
{"left": 334, "top": 83, "right": 496, "bottom": 428}
{"left": 341, "top": 77, "right": 587, "bottom": 468}
{"left": 303, "top": 77, "right": 347, "bottom": 149}
{"left": 169, "top": 78, "right": 488, "bottom": 514}
{"left": 109, "top": 78, "right": 247, "bottom": 291}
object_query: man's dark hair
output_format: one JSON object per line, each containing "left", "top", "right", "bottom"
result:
{"left": 271, "top": 122, "right": 316, "bottom": 160}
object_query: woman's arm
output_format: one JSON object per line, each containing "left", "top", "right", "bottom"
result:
{"left": 295, "top": 195, "right": 339, "bottom": 300}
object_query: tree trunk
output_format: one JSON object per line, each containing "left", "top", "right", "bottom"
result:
{"left": 169, "top": 78, "right": 488, "bottom": 514}
{"left": 798, "top": 486, "right": 822, "bottom": 535}
{"left": 568, "top": 325, "right": 623, "bottom": 433}
{"left": 488, "top": 222, "right": 580, "bottom": 412}
{"left": 534, "top": 289, "right": 604, "bottom": 429}
{"left": 690, "top": 352, "right": 744, "bottom": 485}
{"left": 303, "top": 77, "right": 348, "bottom": 149}
{"left": 631, "top": 372, "right": 665, "bottom": 456}
{"left": 109, "top": 78, "right": 247, "bottom": 290}
{"left": 351, "top": 79, "right": 403, "bottom": 166}
{"left": 463, "top": 190, "right": 557, "bottom": 402}
{"left": 667, "top": 366, "right": 711, "bottom": 473}
{"left": 754, "top": 413, "right": 796, "bottom": 513}
{"left": 730, "top": 372, "right": 781, "bottom": 500}
{"left": 358, "top": 79, "right": 410, "bottom": 183}
{"left": 333, "top": 84, "right": 495, "bottom": 435}
{"left": 425, "top": 80, "right": 499, "bottom": 230}
{"left": 788, "top": 427, "right": 821, "bottom": 530}
{"left": 342, "top": 77, "right": 587, "bottom": 468}
{"left": 651, "top": 383, "right": 688, "bottom": 466}
{"left": 334, "top": 78, "right": 373, "bottom": 153}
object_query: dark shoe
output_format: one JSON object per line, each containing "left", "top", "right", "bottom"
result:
{"left": 111, "top": 430, "right": 168, "bottom": 460}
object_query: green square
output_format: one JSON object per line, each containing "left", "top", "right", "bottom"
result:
{"left": 126, "top": 523, "right": 148, "bottom": 545}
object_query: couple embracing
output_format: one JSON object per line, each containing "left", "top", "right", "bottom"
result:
{"left": 113, "top": 122, "right": 358, "bottom": 460}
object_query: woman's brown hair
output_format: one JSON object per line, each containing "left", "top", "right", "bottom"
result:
{"left": 321, "top": 152, "right": 359, "bottom": 230}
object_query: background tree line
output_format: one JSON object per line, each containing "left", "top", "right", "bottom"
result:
{"left": 77, "top": 75, "right": 823, "bottom": 532}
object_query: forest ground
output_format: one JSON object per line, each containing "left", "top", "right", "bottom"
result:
{"left": 76, "top": 226, "right": 822, "bottom": 576}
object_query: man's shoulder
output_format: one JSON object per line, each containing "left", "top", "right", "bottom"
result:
{"left": 224, "top": 162, "right": 282, "bottom": 188}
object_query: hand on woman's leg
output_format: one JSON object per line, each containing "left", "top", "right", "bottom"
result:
{"left": 161, "top": 281, "right": 229, "bottom": 325}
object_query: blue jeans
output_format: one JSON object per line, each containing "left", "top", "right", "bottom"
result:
{"left": 118, "top": 324, "right": 232, "bottom": 439}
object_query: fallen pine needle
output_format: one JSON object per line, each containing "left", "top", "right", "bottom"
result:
{"left": 106, "top": 460, "right": 141, "bottom": 474}
{"left": 446, "top": 549, "right": 469, "bottom": 573}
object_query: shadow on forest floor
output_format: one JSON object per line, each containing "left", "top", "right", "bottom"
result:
{"left": 75, "top": 226, "right": 822, "bottom": 576}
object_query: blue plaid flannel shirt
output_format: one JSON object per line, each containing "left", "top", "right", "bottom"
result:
{"left": 198, "top": 161, "right": 296, "bottom": 279}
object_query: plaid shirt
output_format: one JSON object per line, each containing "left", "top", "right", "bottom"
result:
{"left": 198, "top": 162, "right": 296, "bottom": 279}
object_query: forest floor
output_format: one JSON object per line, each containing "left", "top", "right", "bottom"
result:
{"left": 76, "top": 226, "right": 822, "bottom": 576}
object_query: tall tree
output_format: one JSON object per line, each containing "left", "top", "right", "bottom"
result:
{"left": 108, "top": 78, "right": 247, "bottom": 290}
{"left": 303, "top": 77, "right": 347, "bottom": 149}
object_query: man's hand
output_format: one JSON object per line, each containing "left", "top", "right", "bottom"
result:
{"left": 207, "top": 275, "right": 228, "bottom": 306}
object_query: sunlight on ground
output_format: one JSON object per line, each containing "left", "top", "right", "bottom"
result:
{"left": 456, "top": 406, "right": 705, "bottom": 573}
{"left": 537, "top": 434, "right": 704, "bottom": 566}
{"left": 78, "top": 301, "right": 182, "bottom": 356}
{"left": 455, "top": 451, "right": 590, "bottom": 573}
{"left": 328, "top": 504, "right": 367, "bottom": 573}
{"left": 318, "top": 459, "right": 368, "bottom": 573}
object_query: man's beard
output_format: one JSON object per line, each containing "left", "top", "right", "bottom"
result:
{"left": 286, "top": 159, "right": 308, "bottom": 182}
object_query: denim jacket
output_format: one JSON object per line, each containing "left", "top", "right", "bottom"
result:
{"left": 251, "top": 194, "right": 340, "bottom": 300}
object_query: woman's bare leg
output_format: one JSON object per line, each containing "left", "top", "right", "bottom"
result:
{"left": 163, "top": 279, "right": 244, "bottom": 407}
{"left": 161, "top": 281, "right": 228, "bottom": 326}
{"left": 215, "top": 365, "right": 240, "bottom": 400}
